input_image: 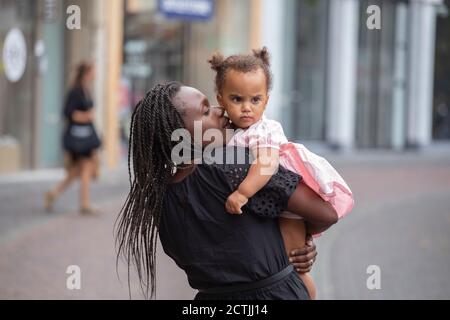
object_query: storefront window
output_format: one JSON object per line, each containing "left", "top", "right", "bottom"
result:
{"left": 119, "top": 0, "right": 185, "bottom": 157}
{"left": 0, "top": 0, "right": 37, "bottom": 172}
{"left": 287, "top": 0, "right": 329, "bottom": 142}
{"left": 355, "top": 0, "right": 408, "bottom": 148}
{"left": 123, "top": 0, "right": 185, "bottom": 107}
{"left": 433, "top": 0, "right": 450, "bottom": 140}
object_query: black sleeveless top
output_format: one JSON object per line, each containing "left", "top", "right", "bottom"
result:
{"left": 160, "top": 148, "right": 309, "bottom": 300}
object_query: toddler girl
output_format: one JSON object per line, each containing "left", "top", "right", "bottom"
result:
{"left": 208, "top": 47, "right": 354, "bottom": 299}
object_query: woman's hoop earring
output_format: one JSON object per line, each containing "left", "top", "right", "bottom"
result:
{"left": 171, "top": 163, "right": 177, "bottom": 176}
{"left": 165, "top": 162, "right": 178, "bottom": 176}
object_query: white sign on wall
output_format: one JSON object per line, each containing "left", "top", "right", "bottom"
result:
{"left": 2, "top": 28, "right": 27, "bottom": 83}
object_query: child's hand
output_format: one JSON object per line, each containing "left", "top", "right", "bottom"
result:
{"left": 225, "top": 190, "right": 249, "bottom": 214}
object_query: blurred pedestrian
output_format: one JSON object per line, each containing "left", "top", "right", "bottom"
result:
{"left": 45, "top": 62, "right": 102, "bottom": 214}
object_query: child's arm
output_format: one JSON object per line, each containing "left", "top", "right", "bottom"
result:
{"left": 225, "top": 147, "right": 279, "bottom": 214}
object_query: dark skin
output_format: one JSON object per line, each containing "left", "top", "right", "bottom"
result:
{"left": 169, "top": 86, "right": 319, "bottom": 272}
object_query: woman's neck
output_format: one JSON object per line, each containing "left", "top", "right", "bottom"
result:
{"left": 169, "top": 164, "right": 197, "bottom": 184}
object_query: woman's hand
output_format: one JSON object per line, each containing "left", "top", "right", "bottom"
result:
{"left": 225, "top": 190, "right": 248, "bottom": 214}
{"left": 288, "top": 234, "right": 317, "bottom": 273}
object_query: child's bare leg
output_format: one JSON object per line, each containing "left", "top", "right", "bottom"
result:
{"left": 279, "top": 217, "right": 317, "bottom": 299}
{"left": 286, "top": 181, "right": 338, "bottom": 234}
{"left": 299, "top": 273, "right": 316, "bottom": 300}
{"left": 45, "top": 163, "right": 79, "bottom": 212}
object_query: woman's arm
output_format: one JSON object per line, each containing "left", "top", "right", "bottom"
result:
{"left": 286, "top": 182, "right": 338, "bottom": 235}
{"left": 72, "top": 110, "right": 94, "bottom": 123}
{"left": 64, "top": 88, "right": 94, "bottom": 124}
{"left": 225, "top": 147, "right": 279, "bottom": 214}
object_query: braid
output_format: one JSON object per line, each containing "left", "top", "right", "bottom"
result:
{"left": 115, "top": 81, "right": 184, "bottom": 299}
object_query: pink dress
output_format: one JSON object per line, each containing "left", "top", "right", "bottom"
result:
{"left": 227, "top": 115, "right": 354, "bottom": 222}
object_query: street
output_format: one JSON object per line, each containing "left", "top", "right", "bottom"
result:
{"left": 311, "top": 146, "right": 450, "bottom": 299}
{"left": 0, "top": 165, "right": 195, "bottom": 299}
{"left": 0, "top": 147, "right": 449, "bottom": 299}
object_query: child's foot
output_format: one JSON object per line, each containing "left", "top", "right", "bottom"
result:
{"left": 44, "top": 191, "right": 55, "bottom": 212}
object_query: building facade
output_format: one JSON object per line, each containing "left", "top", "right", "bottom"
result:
{"left": 255, "top": 0, "right": 446, "bottom": 150}
{"left": 121, "top": 0, "right": 256, "bottom": 119}
{"left": 1, "top": 0, "right": 447, "bottom": 174}
{"left": 140, "top": 0, "right": 447, "bottom": 151}
{"left": 0, "top": 0, "right": 123, "bottom": 173}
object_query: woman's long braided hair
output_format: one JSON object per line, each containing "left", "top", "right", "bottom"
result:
{"left": 115, "top": 81, "right": 184, "bottom": 299}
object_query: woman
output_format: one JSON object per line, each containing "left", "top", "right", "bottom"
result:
{"left": 45, "top": 62, "right": 101, "bottom": 214}
{"left": 115, "top": 82, "right": 337, "bottom": 300}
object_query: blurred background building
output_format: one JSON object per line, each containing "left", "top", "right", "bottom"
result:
{"left": 0, "top": 0, "right": 449, "bottom": 174}
{"left": 0, "top": 0, "right": 123, "bottom": 172}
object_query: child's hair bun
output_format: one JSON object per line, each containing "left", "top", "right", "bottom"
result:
{"left": 253, "top": 47, "right": 271, "bottom": 67}
{"left": 208, "top": 52, "right": 225, "bottom": 72}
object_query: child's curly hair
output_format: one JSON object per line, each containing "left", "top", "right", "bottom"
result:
{"left": 208, "top": 47, "right": 273, "bottom": 93}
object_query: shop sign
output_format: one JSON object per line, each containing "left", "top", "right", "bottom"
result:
{"left": 2, "top": 28, "right": 27, "bottom": 83}
{"left": 158, "top": 0, "right": 214, "bottom": 21}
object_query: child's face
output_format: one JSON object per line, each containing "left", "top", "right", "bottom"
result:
{"left": 217, "top": 68, "right": 269, "bottom": 129}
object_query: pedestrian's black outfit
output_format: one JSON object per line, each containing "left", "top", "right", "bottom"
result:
{"left": 62, "top": 86, "right": 101, "bottom": 162}
{"left": 160, "top": 148, "right": 310, "bottom": 300}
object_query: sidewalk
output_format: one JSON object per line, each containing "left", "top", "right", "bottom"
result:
{"left": 0, "top": 164, "right": 128, "bottom": 244}
{"left": 0, "top": 163, "right": 195, "bottom": 299}
{"left": 311, "top": 147, "right": 450, "bottom": 299}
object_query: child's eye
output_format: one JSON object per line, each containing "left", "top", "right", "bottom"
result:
{"left": 231, "top": 96, "right": 242, "bottom": 103}
{"left": 252, "top": 97, "right": 261, "bottom": 104}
